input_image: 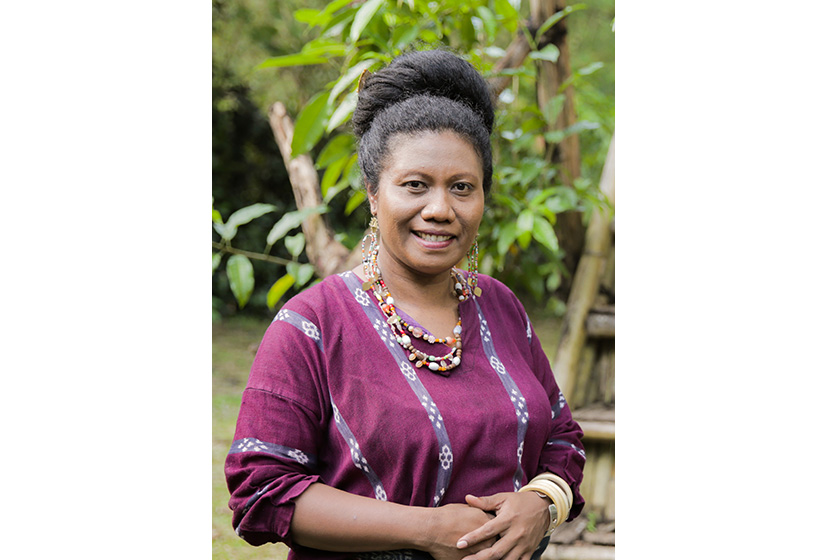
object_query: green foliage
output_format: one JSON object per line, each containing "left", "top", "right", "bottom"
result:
{"left": 212, "top": 0, "right": 614, "bottom": 313}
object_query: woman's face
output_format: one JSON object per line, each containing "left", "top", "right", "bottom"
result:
{"left": 369, "top": 130, "right": 485, "bottom": 280}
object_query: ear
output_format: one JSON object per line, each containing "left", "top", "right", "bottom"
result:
{"left": 365, "top": 181, "right": 378, "bottom": 215}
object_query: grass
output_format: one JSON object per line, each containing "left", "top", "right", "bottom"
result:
{"left": 211, "top": 307, "right": 562, "bottom": 558}
{"left": 213, "top": 314, "right": 289, "bottom": 560}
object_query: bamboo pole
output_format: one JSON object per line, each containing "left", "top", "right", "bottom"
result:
{"left": 552, "top": 135, "right": 615, "bottom": 399}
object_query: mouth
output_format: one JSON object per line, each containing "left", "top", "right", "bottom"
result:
{"left": 415, "top": 231, "right": 455, "bottom": 242}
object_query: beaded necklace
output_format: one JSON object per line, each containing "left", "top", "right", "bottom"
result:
{"left": 362, "top": 246, "right": 475, "bottom": 372}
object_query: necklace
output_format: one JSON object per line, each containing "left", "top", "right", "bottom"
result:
{"left": 364, "top": 268, "right": 472, "bottom": 373}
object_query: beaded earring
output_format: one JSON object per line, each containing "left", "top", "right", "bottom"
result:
{"left": 361, "top": 216, "right": 379, "bottom": 289}
{"left": 466, "top": 235, "right": 482, "bottom": 297}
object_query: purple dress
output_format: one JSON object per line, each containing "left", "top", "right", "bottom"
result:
{"left": 225, "top": 271, "right": 586, "bottom": 559}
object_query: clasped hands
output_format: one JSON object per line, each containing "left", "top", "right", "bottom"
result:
{"left": 426, "top": 490, "right": 550, "bottom": 560}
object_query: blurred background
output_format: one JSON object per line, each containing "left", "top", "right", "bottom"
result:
{"left": 212, "top": 1, "right": 614, "bottom": 558}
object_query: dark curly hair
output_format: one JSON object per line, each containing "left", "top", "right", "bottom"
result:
{"left": 352, "top": 50, "right": 495, "bottom": 194}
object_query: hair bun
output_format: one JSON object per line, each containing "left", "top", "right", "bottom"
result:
{"left": 353, "top": 50, "right": 494, "bottom": 139}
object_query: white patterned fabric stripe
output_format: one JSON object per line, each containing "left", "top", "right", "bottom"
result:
{"left": 547, "top": 439, "right": 586, "bottom": 459}
{"left": 339, "top": 271, "right": 453, "bottom": 506}
{"left": 551, "top": 396, "right": 566, "bottom": 419}
{"left": 229, "top": 437, "right": 317, "bottom": 467}
{"left": 473, "top": 299, "right": 529, "bottom": 491}
{"left": 273, "top": 308, "right": 324, "bottom": 353}
{"left": 330, "top": 395, "right": 389, "bottom": 501}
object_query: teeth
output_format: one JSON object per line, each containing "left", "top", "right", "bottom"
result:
{"left": 418, "top": 232, "right": 452, "bottom": 242}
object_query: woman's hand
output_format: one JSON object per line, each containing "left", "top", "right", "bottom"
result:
{"left": 420, "top": 503, "right": 497, "bottom": 560}
{"left": 454, "top": 492, "right": 550, "bottom": 560}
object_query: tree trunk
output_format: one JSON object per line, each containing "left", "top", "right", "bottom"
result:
{"left": 267, "top": 102, "right": 361, "bottom": 277}
{"left": 530, "top": 0, "right": 584, "bottom": 296}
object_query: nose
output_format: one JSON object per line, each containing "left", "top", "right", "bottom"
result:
{"left": 420, "top": 187, "right": 455, "bottom": 222}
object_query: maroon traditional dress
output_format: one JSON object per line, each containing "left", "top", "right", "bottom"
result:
{"left": 225, "top": 271, "right": 586, "bottom": 559}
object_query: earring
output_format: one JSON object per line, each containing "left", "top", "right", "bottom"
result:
{"left": 467, "top": 235, "right": 482, "bottom": 297}
{"left": 362, "top": 216, "right": 380, "bottom": 286}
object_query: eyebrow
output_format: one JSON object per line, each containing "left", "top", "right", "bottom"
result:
{"left": 393, "top": 170, "right": 481, "bottom": 183}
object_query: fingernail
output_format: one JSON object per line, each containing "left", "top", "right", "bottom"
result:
{"left": 457, "top": 540, "right": 468, "bottom": 549}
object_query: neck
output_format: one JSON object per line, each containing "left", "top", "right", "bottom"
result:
{"left": 375, "top": 254, "right": 457, "bottom": 311}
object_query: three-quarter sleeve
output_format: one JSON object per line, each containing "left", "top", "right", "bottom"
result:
{"left": 225, "top": 314, "right": 327, "bottom": 546}
{"left": 528, "top": 323, "right": 587, "bottom": 521}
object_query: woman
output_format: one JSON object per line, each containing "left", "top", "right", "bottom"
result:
{"left": 226, "top": 50, "right": 586, "bottom": 560}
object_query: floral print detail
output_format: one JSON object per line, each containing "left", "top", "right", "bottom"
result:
{"left": 273, "top": 309, "right": 291, "bottom": 323}
{"left": 230, "top": 438, "right": 315, "bottom": 466}
{"left": 400, "top": 361, "right": 416, "bottom": 381}
{"left": 439, "top": 445, "right": 453, "bottom": 470}
{"left": 302, "top": 320, "right": 321, "bottom": 341}
{"left": 236, "top": 438, "right": 269, "bottom": 452}
{"left": 355, "top": 288, "right": 370, "bottom": 306}
{"left": 289, "top": 449, "right": 309, "bottom": 465}
{"left": 374, "top": 484, "right": 387, "bottom": 501}
{"left": 490, "top": 356, "right": 506, "bottom": 375}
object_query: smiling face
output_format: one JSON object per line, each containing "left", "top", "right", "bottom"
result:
{"left": 368, "top": 129, "right": 485, "bottom": 281}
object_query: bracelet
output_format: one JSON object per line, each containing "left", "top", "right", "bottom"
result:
{"left": 519, "top": 480, "right": 568, "bottom": 537}
{"left": 523, "top": 480, "right": 569, "bottom": 522}
{"left": 531, "top": 473, "right": 574, "bottom": 515}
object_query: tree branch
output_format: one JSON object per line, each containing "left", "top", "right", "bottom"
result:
{"left": 212, "top": 241, "right": 294, "bottom": 267}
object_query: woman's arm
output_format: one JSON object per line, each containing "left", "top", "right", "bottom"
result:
{"left": 290, "top": 482, "right": 496, "bottom": 560}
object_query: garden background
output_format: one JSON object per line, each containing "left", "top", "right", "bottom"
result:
{"left": 212, "top": 1, "right": 615, "bottom": 559}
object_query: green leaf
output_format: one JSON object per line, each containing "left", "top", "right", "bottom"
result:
{"left": 321, "top": 155, "right": 350, "bottom": 197}
{"left": 212, "top": 252, "right": 221, "bottom": 273}
{"left": 328, "top": 59, "right": 376, "bottom": 105}
{"left": 529, "top": 44, "right": 560, "bottom": 63}
{"left": 214, "top": 203, "right": 276, "bottom": 242}
{"left": 291, "top": 90, "right": 331, "bottom": 159}
{"left": 294, "top": 8, "right": 328, "bottom": 26}
{"left": 494, "top": 0, "right": 519, "bottom": 33}
{"left": 535, "top": 5, "right": 586, "bottom": 41}
{"left": 532, "top": 216, "right": 560, "bottom": 253}
{"left": 350, "top": 0, "right": 385, "bottom": 43}
{"left": 267, "top": 206, "right": 328, "bottom": 247}
{"left": 391, "top": 23, "right": 421, "bottom": 51}
{"left": 212, "top": 208, "right": 222, "bottom": 224}
{"left": 476, "top": 6, "right": 498, "bottom": 42}
{"left": 517, "top": 209, "right": 535, "bottom": 234}
{"left": 226, "top": 255, "right": 254, "bottom": 309}
{"left": 327, "top": 91, "right": 358, "bottom": 133}
{"left": 344, "top": 189, "right": 367, "bottom": 216}
{"left": 285, "top": 233, "right": 306, "bottom": 258}
{"left": 496, "top": 221, "right": 518, "bottom": 254}
{"left": 227, "top": 203, "right": 276, "bottom": 229}
{"left": 258, "top": 52, "right": 330, "bottom": 69}
{"left": 315, "top": 133, "right": 355, "bottom": 170}
{"left": 291, "top": 263, "right": 315, "bottom": 288}
{"left": 267, "top": 274, "right": 295, "bottom": 308}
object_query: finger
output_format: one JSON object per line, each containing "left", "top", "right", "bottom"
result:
{"left": 465, "top": 493, "right": 502, "bottom": 511}
{"left": 457, "top": 516, "right": 504, "bottom": 549}
{"left": 462, "top": 533, "right": 516, "bottom": 560}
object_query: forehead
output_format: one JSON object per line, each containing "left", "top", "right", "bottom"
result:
{"left": 383, "top": 130, "right": 482, "bottom": 174}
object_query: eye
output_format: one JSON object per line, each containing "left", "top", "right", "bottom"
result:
{"left": 452, "top": 182, "right": 474, "bottom": 193}
{"left": 402, "top": 180, "right": 426, "bottom": 191}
